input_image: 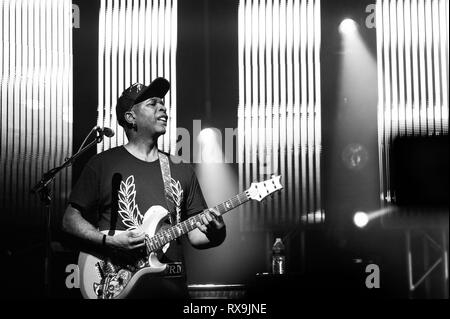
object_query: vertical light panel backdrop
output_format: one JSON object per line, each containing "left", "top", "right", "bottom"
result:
{"left": 0, "top": 0, "right": 73, "bottom": 226}
{"left": 376, "top": 0, "right": 449, "bottom": 204}
{"left": 238, "top": 0, "right": 323, "bottom": 231}
{"left": 97, "top": 0, "right": 177, "bottom": 153}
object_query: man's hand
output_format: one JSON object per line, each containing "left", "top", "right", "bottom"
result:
{"left": 62, "top": 205, "right": 147, "bottom": 263}
{"left": 104, "top": 230, "right": 146, "bottom": 264}
{"left": 108, "top": 229, "right": 146, "bottom": 250}
{"left": 196, "top": 208, "right": 225, "bottom": 234}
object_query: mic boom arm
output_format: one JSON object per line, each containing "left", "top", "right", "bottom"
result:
{"left": 31, "top": 126, "right": 112, "bottom": 196}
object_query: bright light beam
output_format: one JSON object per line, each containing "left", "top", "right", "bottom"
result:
{"left": 353, "top": 207, "right": 395, "bottom": 228}
{"left": 354, "top": 212, "right": 369, "bottom": 228}
{"left": 339, "top": 18, "right": 358, "bottom": 35}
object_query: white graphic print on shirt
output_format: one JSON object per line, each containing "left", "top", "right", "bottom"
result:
{"left": 117, "top": 175, "right": 184, "bottom": 231}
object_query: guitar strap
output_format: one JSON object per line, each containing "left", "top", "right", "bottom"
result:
{"left": 158, "top": 151, "right": 176, "bottom": 225}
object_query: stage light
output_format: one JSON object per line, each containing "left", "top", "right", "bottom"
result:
{"left": 197, "top": 128, "right": 223, "bottom": 163}
{"left": 353, "top": 208, "right": 394, "bottom": 228}
{"left": 194, "top": 131, "right": 239, "bottom": 285}
{"left": 354, "top": 212, "right": 369, "bottom": 228}
{"left": 198, "top": 128, "right": 217, "bottom": 144}
{"left": 339, "top": 18, "right": 357, "bottom": 35}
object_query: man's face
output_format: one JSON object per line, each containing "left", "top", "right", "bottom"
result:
{"left": 131, "top": 97, "right": 168, "bottom": 137}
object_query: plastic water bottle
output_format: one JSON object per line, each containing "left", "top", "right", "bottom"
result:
{"left": 271, "top": 238, "right": 286, "bottom": 274}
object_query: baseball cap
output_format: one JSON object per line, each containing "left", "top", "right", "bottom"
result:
{"left": 116, "top": 77, "right": 170, "bottom": 127}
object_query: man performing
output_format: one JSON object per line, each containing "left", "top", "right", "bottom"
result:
{"left": 62, "top": 78, "right": 226, "bottom": 299}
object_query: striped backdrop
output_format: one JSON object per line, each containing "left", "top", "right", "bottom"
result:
{"left": 238, "top": 0, "right": 323, "bottom": 231}
{"left": 376, "top": 0, "right": 449, "bottom": 204}
{"left": 0, "top": 0, "right": 73, "bottom": 227}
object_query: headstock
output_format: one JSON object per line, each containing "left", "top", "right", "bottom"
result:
{"left": 247, "top": 175, "right": 283, "bottom": 202}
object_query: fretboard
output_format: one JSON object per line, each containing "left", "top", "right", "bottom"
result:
{"left": 145, "top": 191, "right": 250, "bottom": 252}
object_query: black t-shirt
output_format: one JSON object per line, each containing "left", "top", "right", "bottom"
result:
{"left": 69, "top": 146, "right": 207, "bottom": 272}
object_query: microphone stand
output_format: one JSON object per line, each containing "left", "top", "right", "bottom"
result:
{"left": 31, "top": 129, "right": 107, "bottom": 298}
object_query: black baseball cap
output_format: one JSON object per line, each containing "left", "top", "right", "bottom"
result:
{"left": 116, "top": 77, "right": 170, "bottom": 127}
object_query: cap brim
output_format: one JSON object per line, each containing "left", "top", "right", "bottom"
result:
{"left": 134, "top": 77, "right": 170, "bottom": 104}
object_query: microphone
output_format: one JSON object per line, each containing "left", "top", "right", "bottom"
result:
{"left": 96, "top": 126, "right": 115, "bottom": 138}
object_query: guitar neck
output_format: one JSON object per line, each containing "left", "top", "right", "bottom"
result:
{"left": 145, "top": 191, "right": 250, "bottom": 252}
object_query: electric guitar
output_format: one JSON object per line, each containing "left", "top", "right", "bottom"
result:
{"left": 78, "top": 175, "right": 283, "bottom": 299}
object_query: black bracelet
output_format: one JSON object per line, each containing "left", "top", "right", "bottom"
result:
{"left": 102, "top": 234, "right": 107, "bottom": 246}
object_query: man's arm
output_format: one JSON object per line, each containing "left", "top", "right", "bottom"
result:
{"left": 62, "top": 204, "right": 146, "bottom": 251}
{"left": 187, "top": 209, "right": 226, "bottom": 249}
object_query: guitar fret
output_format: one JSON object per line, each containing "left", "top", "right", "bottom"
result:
{"left": 150, "top": 239, "right": 157, "bottom": 250}
{"left": 180, "top": 223, "right": 188, "bottom": 234}
{"left": 211, "top": 193, "right": 249, "bottom": 216}
{"left": 145, "top": 238, "right": 151, "bottom": 253}
{"left": 171, "top": 225, "right": 176, "bottom": 237}
{"left": 156, "top": 234, "right": 163, "bottom": 246}
{"left": 163, "top": 232, "right": 169, "bottom": 243}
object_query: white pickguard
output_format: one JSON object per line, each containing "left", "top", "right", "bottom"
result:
{"left": 78, "top": 205, "right": 172, "bottom": 299}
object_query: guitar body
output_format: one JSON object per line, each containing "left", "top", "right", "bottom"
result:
{"left": 78, "top": 205, "right": 171, "bottom": 299}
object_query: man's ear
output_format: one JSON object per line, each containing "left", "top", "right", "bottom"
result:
{"left": 124, "top": 110, "right": 135, "bottom": 126}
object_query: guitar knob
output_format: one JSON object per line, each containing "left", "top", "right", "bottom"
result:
{"left": 136, "top": 259, "right": 146, "bottom": 268}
